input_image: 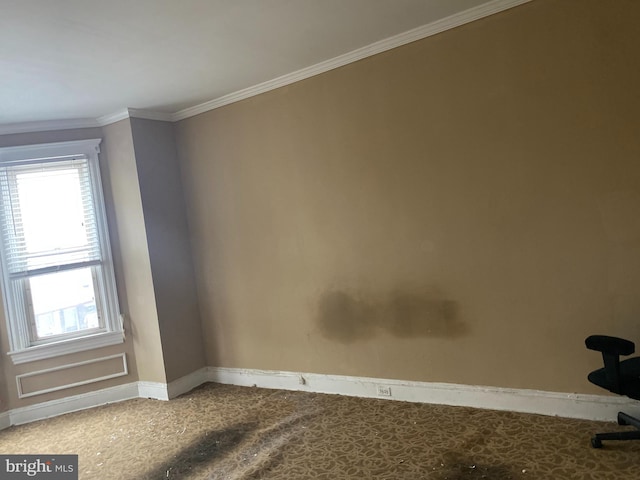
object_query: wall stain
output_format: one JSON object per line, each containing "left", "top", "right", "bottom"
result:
{"left": 316, "top": 287, "right": 467, "bottom": 343}
{"left": 386, "top": 292, "right": 463, "bottom": 338}
{"left": 317, "top": 291, "right": 377, "bottom": 343}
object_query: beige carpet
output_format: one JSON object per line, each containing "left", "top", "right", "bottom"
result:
{"left": 1, "top": 383, "right": 639, "bottom": 479}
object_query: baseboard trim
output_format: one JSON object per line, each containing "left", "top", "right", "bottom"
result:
{"left": 207, "top": 367, "right": 640, "bottom": 422}
{"left": 2, "top": 367, "right": 638, "bottom": 429}
{"left": 137, "top": 381, "right": 169, "bottom": 401}
{"left": 136, "top": 367, "right": 210, "bottom": 401}
{"left": 0, "top": 410, "right": 10, "bottom": 430}
{"left": 9, "top": 382, "right": 139, "bottom": 426}
{"left": 167, "top": 367, "right": 209, "bottom": 399}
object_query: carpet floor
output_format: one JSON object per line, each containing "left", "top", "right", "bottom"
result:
{"left": 0, "top": 382, "right": 639, "bottom": 479}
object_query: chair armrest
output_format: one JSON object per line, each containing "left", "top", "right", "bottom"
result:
{"left": 585, "top": 335, "right": 635, "bottom": 356}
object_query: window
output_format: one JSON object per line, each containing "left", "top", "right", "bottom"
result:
{"left": 0, "top": 139, "right": 122, "bottom": 364}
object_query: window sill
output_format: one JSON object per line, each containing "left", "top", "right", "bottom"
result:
{"left": 8, "top": 330, "right": 124, "bottom": 365}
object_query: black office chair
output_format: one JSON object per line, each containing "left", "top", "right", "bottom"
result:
{"left": 585, "top": 335, "right": 640, "bottom": 448}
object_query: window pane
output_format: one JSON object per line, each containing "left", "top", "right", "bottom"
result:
{"left": 29, "top": 268, "right": 100, "bottom": 339}
{"left": 17, "top": 167, "right": 96, "bottom": 271}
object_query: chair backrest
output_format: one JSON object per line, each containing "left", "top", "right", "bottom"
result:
{"left": 585, "top": 335, "right": 635, "bottom": 394}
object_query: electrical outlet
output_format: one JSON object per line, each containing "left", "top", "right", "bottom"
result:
{"left": 377, "top": 385, "right": 392, "bottom": 397}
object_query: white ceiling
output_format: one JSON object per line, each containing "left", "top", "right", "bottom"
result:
{"left": 0, "top": 0, "right": 526, "bottom": 127}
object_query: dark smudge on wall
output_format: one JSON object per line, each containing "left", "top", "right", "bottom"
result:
{"left": 316, "top": 287, "right": 467, "bottom": 343}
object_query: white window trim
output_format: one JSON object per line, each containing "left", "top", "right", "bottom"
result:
{"left": 0, "top": 139, "right": 124, "bottom": 364}
{"left": 9, "top": 330, "right": 124, "bottom": 365}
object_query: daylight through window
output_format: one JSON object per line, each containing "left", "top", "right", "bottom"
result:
{"left": 0, "top": 139, "right": 122, "bottom": 364}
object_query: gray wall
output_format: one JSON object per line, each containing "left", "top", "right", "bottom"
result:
{"left": 130, "top": 118, "right": 205, "bottom": 382}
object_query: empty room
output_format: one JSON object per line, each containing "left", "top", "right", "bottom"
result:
{"left": 0, "top": 0, "right": 639, "bottom": 478}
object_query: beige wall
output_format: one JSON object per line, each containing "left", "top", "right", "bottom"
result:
{"left": 101, "top": 120, "right": 166, "bottom": 384}
{"left": 176, "top": 0, "right": 640, "bottom": 394}
{"left": 0, "top": 118, "right": 206, "bottom": 409}
{"left": 0, "top": 127, "right": 139, "bottom": 409}
{"left": 1, "top": 0, "right": 638, "bottom": 411}
{"left": 130, "top": 118, "right": 205, "bottom": 382}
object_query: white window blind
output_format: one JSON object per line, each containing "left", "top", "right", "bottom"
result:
{"left": 0, "top": 157, "right": 102, "bottom": 278}
{"left": 0, "top": 139, "right": 124, "bottom": 364}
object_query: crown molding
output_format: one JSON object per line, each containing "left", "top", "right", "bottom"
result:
{"left": 0, "top": 109, "right": 174, "bottom": 136}
{"left": 127, "top": 108, "right": 174, "bottom": 122}
{"left": 0, "top": 0, "right": 532, "bottom": 134}
{"left": 171, "top": 0, "right": 532, "bottom": 121}
{"left": 0, "top": 118, "right": 101, "bottom": 136}
{"left": 96, "top": 108, "right": 173, "bottom": 126}
{"left": 96, "top": 109, "right": 130, "bottom": 126}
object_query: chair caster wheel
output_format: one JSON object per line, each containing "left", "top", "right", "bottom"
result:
{"left": 591, "top": 437, "right": 602, "bottom": 448}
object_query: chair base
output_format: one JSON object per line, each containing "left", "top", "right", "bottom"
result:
{"left": 591, "top": 412, "right": 640, "bottom": 448}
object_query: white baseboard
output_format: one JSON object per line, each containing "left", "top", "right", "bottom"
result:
{"left": 167, "top": 367, "right": 209, "bottom": 399}
{"left": 137, "top": 381, "right": 169, "bottom": 401}
{"left": 0, "top": 410, "right": 10, "bottom": 430}
{"left": 9, "top": 382, "right": 139, "bottom": 426}
{"left": 137, "top": 367, "right": 210, "bottom": 401}
{"left": 207, "top": 367, "right": 640, "bottom": 422}
{"left": 4, "top": 371, "right": 217, "bottom": 429}
{"left": 2, "top": 367, "right": 637, "bottom": 429}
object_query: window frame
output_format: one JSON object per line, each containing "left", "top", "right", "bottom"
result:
{"left": 0, "top": 139, "right": 123, "bottom": 364}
